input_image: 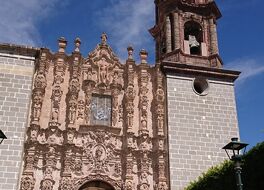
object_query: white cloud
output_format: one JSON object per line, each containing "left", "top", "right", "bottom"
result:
{"left": 224, "top": 58, "right": 264, "bottom": 82}
{"left": 97, "top": 0, "right": 155, "bottom": 60}
{"left": 0, "top": 0, "right": 63, "bottom": 46}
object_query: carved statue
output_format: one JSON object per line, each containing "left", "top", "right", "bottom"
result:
{"left": 157, "top": 182, "right": 168, "bottom": 190}
{"left": 125, "top": 180, "right": 133, "bottom": 190}
{"left": 77, "top": 100, "right": 85, "bottom": 119}
{"left": 156, "top": 88, "right": 165, "bottom": 102}
{"left": 44, "top": 166, "right": 53, "bottom": 179}
{"left": 69, "top": 100, "right": 77, "bottom": 124}
{"left": 69, "top": 77, "right": 80, "bottom": 93}
{"left": 98, "top": 57, "right": 109, "bottom": 84}
{"left": 32, "top": 90, "right": 43, "bottom": 121}
{"left": 30, "top": 128, "right": 38, "bottom": 141}
{"left": 51, "top": 107, "right": 59, "bottom": 123}
{"left": 141, "top": 114, "right": 148, "bottom": 131}
{"left": 34, "top": 73, "right": 47, "bottom": 89}
{"left": 54, "top": 74, "right": 64, "bottom": 85}
{"left": 157, "top": 104, "right": 164, "bottom": 133}
{"left": 52, "top": 86, "right": 62, "bottom": 102}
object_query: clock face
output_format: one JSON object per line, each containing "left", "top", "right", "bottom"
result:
{"left": 91, "top": 95, "right": 112, "bottom": 126}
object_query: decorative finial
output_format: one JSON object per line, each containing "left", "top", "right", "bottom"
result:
{"left": 139, "top": 49, "right": 148, "bottom": 64}
{"left": 101, "top": 32, "right": 108, "bottom": 45}
{"left": 58, "top": 37, "right": 67, "bottom": 53}
{"left": 127, "top": 45, "right": 134, "bottom": 60}
{"left": 74, "top": 37, "right": 81, "bottom": 53}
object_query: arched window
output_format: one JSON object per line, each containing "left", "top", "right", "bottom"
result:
{"left": 79, "top": 180, "right": 115, "bottom": 190}
{"left": 184, "top": 21, "right": 203, "bottom": 55}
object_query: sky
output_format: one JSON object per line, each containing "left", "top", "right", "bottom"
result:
{"left": 0, "top": 0, "right": 263, "bottom": 149}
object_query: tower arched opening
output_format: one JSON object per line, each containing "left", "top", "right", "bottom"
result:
{"left": 184, "top": 21, "right": 203, "bottom": 55}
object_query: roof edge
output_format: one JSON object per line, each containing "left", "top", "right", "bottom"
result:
{"left": 161, "top": 61, "right": 240, "bottom": 82}
{"left": 0, "top": 43, "right": 40, "bottom": 58}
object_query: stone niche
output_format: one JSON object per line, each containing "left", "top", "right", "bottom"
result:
{"left": 19, "top": 34, "right": 169, "bottom": 190}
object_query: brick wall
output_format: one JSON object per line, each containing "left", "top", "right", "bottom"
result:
{"left": 0, "top": 50, "right": 36, "bottom": 190}
{"left": 167, "top": 74, "right": 239, "bottom": 190}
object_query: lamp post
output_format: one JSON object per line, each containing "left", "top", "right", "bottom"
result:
{"left": 222, "top": 137, "right": 248, "bottom": 190}
{"left": 0, "top": 129, "right": 7, "bottom": 144}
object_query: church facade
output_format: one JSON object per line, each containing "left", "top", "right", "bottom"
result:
{"left": 0, "top": 0, "right": 240, "bottom": 190}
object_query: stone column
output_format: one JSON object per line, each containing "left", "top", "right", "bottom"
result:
{"left": 49, "top": 37, "right": 67, "bottom": 128}
{"left": 209, "top": 18, "right": 219, "bottom": 55}
{"left": 139, "top": 50, "right": 150, "bottom": 135}
{"left": 165, "top": 16, "right": 172, "bottom": 53}
{"left": 173, "top": 12, "right": 180, "bottom": 50}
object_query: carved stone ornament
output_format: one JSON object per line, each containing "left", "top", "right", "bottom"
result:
{"left": 83, "top": 130, "right": 121, "bottom": 178}
{"left": 69, "top": 77, "right": 80, "bottom": 94}
{"left": 20, "top": 175, "right": 35, "bottom": 190}
{"left": 34, "top": 72, "right": 47, "bottom": 89}
{"left": 157, "top": 182, "right": 168, "bottom": 190}
{"left": 40, "top": 179, "right": 55, "bottom": 190}
{"left": 32, "top": 89, "right": 44, "bottom": 122}
{"left": 60, "top": 177, "right": 73, "bottom": 190}
{"left": 69, "top": 99, "right": 77, "bottom": 124}
{"left": 140, "top": 183, "right": 150, "bottom": 190}
{"left": 125, "top": 180, "right": 134, "bottom": 190}
{"left": 85, "top": 35, "right": 123, "bottom": 90}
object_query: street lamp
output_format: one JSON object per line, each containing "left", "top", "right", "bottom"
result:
{"left": 0, "top": 130, "right": 7, "bottom": 144}
{"left": 222, "top": 137, "right": 248, "bottom": 190}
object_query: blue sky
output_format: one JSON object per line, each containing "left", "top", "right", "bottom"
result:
{"left": 0, "top": 0, "right": 263, "bottom": 148}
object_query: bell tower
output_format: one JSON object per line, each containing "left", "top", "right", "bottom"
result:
{"left": 150, "top": 1, "right": 241, "bottom": 189}
{"left": 150, "top": 0, "right": 222, "bottom": 67}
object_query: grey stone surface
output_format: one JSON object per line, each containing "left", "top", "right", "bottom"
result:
{"left": 0, "top": 53, "right": 35, "bottom": 190}
{"left": 167, "top": 74, "right": 239, "bottom": 190}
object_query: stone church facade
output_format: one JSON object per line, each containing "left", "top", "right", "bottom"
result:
{"left": 0, "top": 0, "right": 240, "bottom": 190}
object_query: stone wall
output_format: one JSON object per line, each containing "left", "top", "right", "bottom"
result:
{"left": 0, "top": 45, "right": 37, "bottom": 190}
{"left": 167, "top": 73, "right": 239, "bottom": 190}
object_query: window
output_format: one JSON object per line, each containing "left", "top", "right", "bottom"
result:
{"left": 192, "top": 78, "right": 209, "bottom": 96}
{"left": 91, "top": 94, "right": 112, "bottom": 126}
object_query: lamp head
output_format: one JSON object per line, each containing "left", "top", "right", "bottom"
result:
{"left": 222, "top": 137, "right": 248, "bottom": 160}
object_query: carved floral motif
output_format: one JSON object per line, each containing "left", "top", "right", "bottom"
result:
{"left": 20, "top": 175, "right": 35, "bottom": 190}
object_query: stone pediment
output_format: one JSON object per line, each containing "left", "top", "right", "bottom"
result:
{"left": 83, "top": 33, "right": 124, "bottom": 90}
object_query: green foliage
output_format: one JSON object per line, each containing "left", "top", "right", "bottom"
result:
{"left": 185, "top": 141, "right": 264, "bottom": 190}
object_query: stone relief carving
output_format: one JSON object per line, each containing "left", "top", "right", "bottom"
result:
{"left": 60, "top": 177, "right": 73, "bottom": 190}
{"left": 32, "top": 91, "right": 43, "bottom": 122}
{"left": 69, "top": 99, "right": 77, "bottom": 124}
{"left": 20, "top": 175, "right": 35, "bottom": 190}
{"left": 40, "top": 179, "right": 54, "bottom": 190}
{"left": 77, "top": 100, "right": 85, "bottom": 120}
{"left": 21, "top": 36, "right": 169, "bottom": 190}
{"left": 83, "top": 130, "right": 121, "bottom": 178}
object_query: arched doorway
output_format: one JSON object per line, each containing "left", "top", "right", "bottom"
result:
{"left": 79, "top": 180, "right": 115, "bottom": 190}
